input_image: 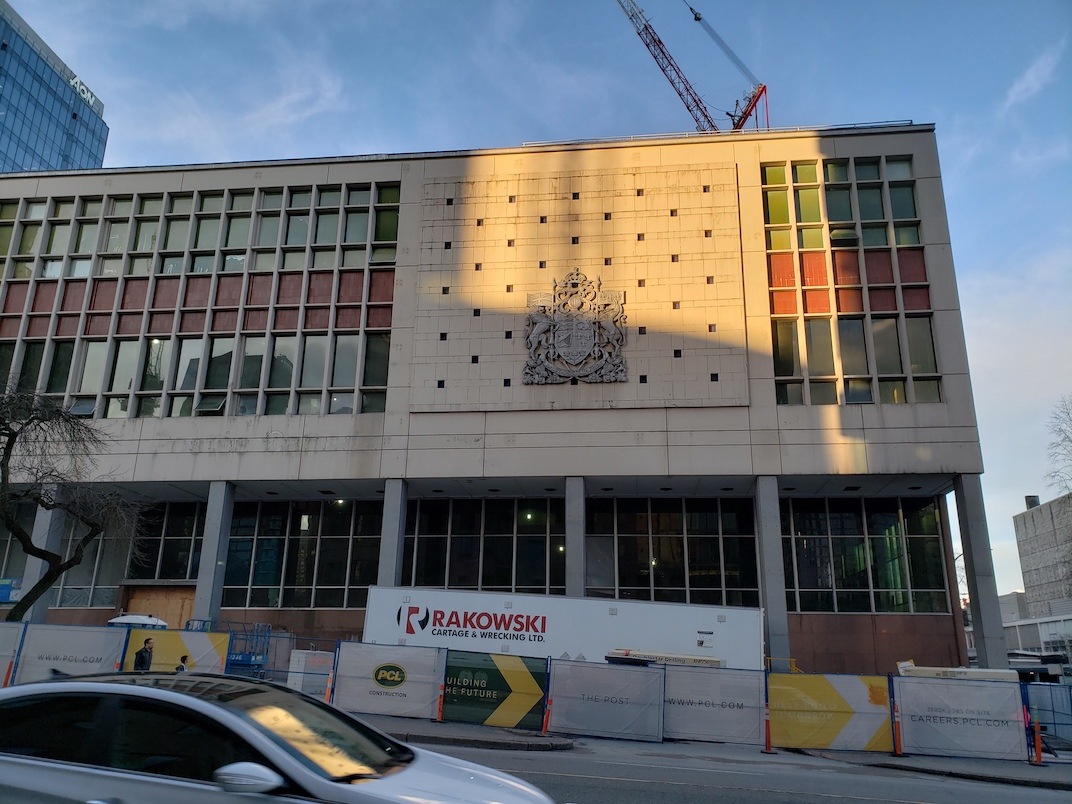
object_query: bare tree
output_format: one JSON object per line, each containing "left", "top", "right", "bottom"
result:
{"left": 1047, "top": 394, "right": 1072, "bottom": 495}
{"left": 0, "top": 392, "right": 140, "bottom": 622}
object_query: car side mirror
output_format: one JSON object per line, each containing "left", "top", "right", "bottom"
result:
{"left": 214, "top": 761, "right": 286, "bottom": 793}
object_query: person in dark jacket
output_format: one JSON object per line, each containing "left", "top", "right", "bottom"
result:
{"left": 133, "top": 637, "right": 154, "bottom": 672}
{"left": 175, "top": 655, "right": 189, "bottom": 672}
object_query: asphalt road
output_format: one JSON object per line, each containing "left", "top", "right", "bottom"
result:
{"left": 430, "top": 737, "right": 1071, "bottom": 804}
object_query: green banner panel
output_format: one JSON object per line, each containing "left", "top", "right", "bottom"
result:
{"left": 442, "top": 650, "right": 547, "bottom": 730}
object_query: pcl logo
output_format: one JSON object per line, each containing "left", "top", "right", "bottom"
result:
{"left": 374, "top": 663, "right": 407, "bottom": 688}
{"left": 396, "top": 605, "right": 430, "bottom": 634}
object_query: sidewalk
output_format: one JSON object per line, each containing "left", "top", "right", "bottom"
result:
{"left": 360, "top": 713, "right": 1072, "bottom": 791}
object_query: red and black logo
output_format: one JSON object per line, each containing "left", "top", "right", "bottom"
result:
{"left": 397, "top": 605, "right": 430, "bottom": 634}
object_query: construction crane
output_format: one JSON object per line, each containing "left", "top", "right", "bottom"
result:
{"left": 614, "top": 0, "right": 767, "bottom": 132}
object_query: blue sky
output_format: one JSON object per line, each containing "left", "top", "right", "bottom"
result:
{"left": 12, "top": 0, "right": 1071, "bottom": 595}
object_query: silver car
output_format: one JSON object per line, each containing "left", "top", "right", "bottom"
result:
{"left": 0, "top": 672, "right": 554, "bottom": 803}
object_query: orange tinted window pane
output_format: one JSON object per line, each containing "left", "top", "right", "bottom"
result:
{"left": 121, "top": 278, "right": 149, "bottom": 309}
{"left": 338, "top": 270, "right": 364, "bottom": 303}
{"left": 26, "top": 317, "right": 49, "bottom": 336}
{"left": 770, "top": 290, "right": 797, "bottom": 314}
{"left": 180, "top": 311, "right": 206, "bottom": 333}
{"left": 147, "top": 312, "right": 173, "bottom": 333}
{"left": 335, "top": 307, "right": 362, "bottom": 329}
{"left": 801, "top": 252, "right": 828, "bottom": 287}
{"left": 2, "top": 284, "right": 28, "bottom": 313}
{"left": 366, "top": 306, "right": 393, "bottom": 328}
{"left": 305, "top": 307, "right": 330, "bottom": 330}
{"left": 897, "top": 248, "right": 927, "bottom": 283}
{"left": 215, "top": 275, "right": 243, "bottom": 307}
{"left": 153, "top": 277, "right": 180, "bottom": 309}
{"left": 307, "top": 272, "right": 334, "bottom": 304}
{"left": 903, "top": 287, "right": 931, "bottom": 310}
{"left": 274, "top": 308, "right": 299, "bottom": 330}
{"left": 32, "top": 282, "right": 57, "bottom": 312}
{"left": 277, "top": 274, "right": 302, "bottom": 304}
{"left": 116, "top": 313, "right": 142, "bottom": 335}
{"left": 184, "top": 276, "right": 211, "bottom": 307}
{"left": 243, "top": 309, "right": 269, "bottom": 331}
{"left": 0, "top": 318, "right": 19, "bottom": 337}
{"left": 61, "top": 281, "right": 86, "bottom": 312}
{"left": 803, "top": 290, "right": 831, "bottom": 313}
{"left": 864, "top": 250, "right": 894, "bottom": 284}
{"left": 56, "top": 315, "right": 79, "bottom": 336}
{"left": 768, "top": 253, "right": 795, "bottom": 287}
{"left": 836, "top": 288, "right": 864, "bottom": 312}
{"left": 84, "top": 313, "right": 110, "bottom": 335}
{"left": 833, "top": 251, "right": 860, "bottom": 285}
{"left": 90, "top": 279, "right": 118, "bottom": 311}
{"left": 212, "top": 309, "right": 239, "bottom": 331}
{"left": 869, "top": 287, "right": 897, "bottom": 312}
{"left": 247, "top": 274, "right": 273, "bottom": 305}
{"left": 369, "top": 270, "right": 394, "bottom": 302}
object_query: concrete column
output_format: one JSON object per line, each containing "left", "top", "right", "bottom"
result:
{"left": 756, "top": 476, "right": 791, "bottom": 671}
{"left": 954, "top": 474, "right": 1008, "bottom": 669}
{"left": 192, "top": 481, "right": 234, "bottom": 623}
{"left": 20, "top": 504, "right": 69, "bottom": 623}
{"left": 565, "top": 477, "right": 586, "bottom": 597}
{"left": 377, "top": 479, "right": 408, "bottom": 587}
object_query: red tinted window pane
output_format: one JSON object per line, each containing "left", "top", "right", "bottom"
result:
{"left": 212, "top": 309, "right": 239, "bottom": 331}
{"left": 277, "top": 274, "right": 302, "bottom": 304}
{"left": 833, "top": 251, "right": 860, "bottom": 285}
{"left": 121, "top": 278, "right": 149, "bottom": 309}
{"left": 366, "top": 306, "right": 393, "bottom": 328}
{"left": 61, "top": 281, "right": 86, "bottom": 312}
{"left": 864, "top": 250, "right": 894, "bottom": 284}
{"left": 215, "top": 275, "right": 243, "bottom": 307}
{"left": 180, "top": 311, "right": 206, "bottom": 333}
{"left": 26, "top": 316, "right": 49, "bottom": 336}
{"left": 869, "top": 287, "right": 897, "bottom": 312}
{"left": 153, "top": 277, "right": 180, "bottom": 309}
{"left": 770, "top": 290, "right": 796, "bottom": 314}
{"left": 898, "top": 248, "right": 927, "bottom": 283}
{"left": 84, "top": 314, "right": 110, "bottom": 335}
{"left": 307, "top": 272, "right": 334, "bottom": 304}
{"left": 56, "top": 315, "right": 79, "bottom": 336}
{"left": 116, "top": 312, "right": 142, "bottom": 335}
{"left": 2, "top": 284, "right": 28, "bottom": 313}
{"left": 90, "top": 279, "right": 117, "bottom": 310}
{"left": 184, "top": 276, "right": 211, "bottom": 307}
{"left": 338, "top": 270, "right": 364, "bottom": 303}
{"left": 0, "top": 318, "right": 18, "bottom": 337}
{"left": 147, "top": 312, "right": 173, "bottom": 333}
{"left": 274, "top": 308, "right": 299, "bottom": 330}
{"left": 369, "top": 270, "right": 394, "bottom": 302}
{"left": 305, "top": 307, "right": 330, "bottom": 330}
{"left": 32, "top": 281, "right": 57, "bottom": 312}
{"left": 801, "top": 252, "right": 828, "bottom": 287}
{"left": 903, "top": 286, "right": 931, "bottom": 310}
{"left": 335, "top": 307, "right": 361, "bottom": 329}
{"left": 247, "top": 274, "right": 273, "bottom": 305}
{"left": 243, "top": 309, "right": 269, "bottom": 331}
{"left": 836, "top": 288, "right": 864, "bottom": 312}
{"left": 768, "top": 253, "right": 795, "bottom": 287}
{"left": 803, "top": 290, "right": 830, "bottom": 313}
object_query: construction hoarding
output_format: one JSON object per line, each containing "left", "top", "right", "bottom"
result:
{"left": 333, "top": 642, "right": 444, "bottom": 720}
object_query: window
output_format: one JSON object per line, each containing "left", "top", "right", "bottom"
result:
{"left": 0, "top": 694, "right": 101, "bottom": 764}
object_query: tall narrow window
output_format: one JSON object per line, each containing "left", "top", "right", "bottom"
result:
{"left": 108, "top": 341, "right": 140, "bottom": 393}
{"left": 175, "top": 339, "right": 204, "bottom": 391}
{"left": 79, "top": 342, "right": 108, "bottom": 395}
{"left": 240, "top": 337, "right": 265, "bottom": 388}
{"left": 301, "top": 335, "right": 327, "bottom": 387}
{"left": 206, "top": 337, "right": 234, "bottom": 389}
{"left": 140, "top": 338, "right": 172, "bottom": 391}
{"left": 46, "top": 342, "right": 75, "bottom": 393}
{"left": 269, "top": 336, "right": 297, "bottom": 387}
{"left": 772, "top": 321, "right": 800, "bottom": 377}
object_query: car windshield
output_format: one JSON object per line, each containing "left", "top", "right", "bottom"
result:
{"left": 115, "top": 675, "right": 412, "bottom": 781}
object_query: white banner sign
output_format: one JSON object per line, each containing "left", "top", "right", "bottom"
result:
{"left": 663, "top": 666, "right": 764, "bottom": 744}
{"left": 548, "top": 660, "right": 664, "bottom": 742}
{"left": 895, "top": 676, "right": 1026, "bottom": 760}
{"left": 0, "top": 622, "right": 25, "bottom": 687}
{"left": 14, "top": 625, "right": 126, "bottom": 684}
{"left": 333, "top": 642, "right": 445, "bottom": 720}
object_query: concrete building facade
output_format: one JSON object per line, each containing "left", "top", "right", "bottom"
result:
{"left": 0, "top": 124, "right": 1005, "bottom": 673}
{"left": 0, "top": 0, "right": 108, "bottom": 172}
{"left": 1014, "top": 492, "right": 1072, "bottom": 618}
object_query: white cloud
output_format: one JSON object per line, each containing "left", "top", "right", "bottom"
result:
{"left": 1000, "top": 36, "right": 1068, "bottom": 115}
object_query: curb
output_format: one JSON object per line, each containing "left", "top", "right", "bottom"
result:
{"left": 867, "top": 761, "right": 1072, "bottom": 792}
{"left": 382, "top": 727, "right": 574, "bottom": 752}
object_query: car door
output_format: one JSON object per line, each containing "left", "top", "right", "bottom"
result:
{"left": 0, "top": 691, "right": 321, "bottom": 804}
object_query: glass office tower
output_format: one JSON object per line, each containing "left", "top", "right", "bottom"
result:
{"left": 0, "top": 0, "right": 108, "bottom": 172}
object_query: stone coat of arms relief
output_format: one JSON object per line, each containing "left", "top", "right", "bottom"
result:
{"left": 523, "top": 269, "right": 627, "bottom": 384}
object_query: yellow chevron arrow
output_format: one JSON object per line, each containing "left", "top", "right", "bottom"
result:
{"left": 485, "top": 655, "right": 543, "bottom": 727}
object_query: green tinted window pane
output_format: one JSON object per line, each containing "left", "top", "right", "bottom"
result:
{"left": 345, "top": 211, "right": 369, "bottom": 242}
{"left": 229, "top": 192, "right": 254, "bottom": 212}
{"left": 836, "top": 591, "right": 872, "bottom": 612}
{"left": 360, "top": 391, "right": 386, "bottom": 413}
{"left": 75, "top": 222, "right": 98, "bottom": 252}
{"left": 140, "top": 338, "right": 171, "bottom": 391}
{"left": 798, "top": 228, "right": 824, "bottom": 249}
{"left": 377, "top": 184, "right": 401, "bottom": 203}
{"left": 285, "top": 213, "right": 309, "bottom": 246}
{"left": 908, "top": 536, "right": 945, "bottom": 589}
{"left": 109, "top": 340, "right": 139, "bottom": 393}
{"left": 0, "top": 223, "right": 12, "bottom": 254}
{"left": 82, "top": 198, "right": 103, "bottom": 217}
{"left": 269, "top": 336, "right": 296, "bottom": 387}
{"left": 870, "top": 535, "right": 908, "bottom": 589}
{"left": 374, "top": 209, "right": 399, "bottom": 241}
{"left": 805, "top": 318, "right": 834, "bottom": 375}
{"left": 301, "top": 335, "right": 327, "bottom": 387}
{"left": 886, "top": 159, "right": 912, "bottom": 180}
{"left": 825, "top": 188, "right": 852, "bottom": 222}
{"left": 265, "top": 393, "right": 289, "bottom": 414}
{"left": 855, "top": 160, "right": 880, "bottom": 181}
{"left": 861, "top": 225, "right": 888, "bottom": 246}
{"left": 318, "top": 188, "right": 342, "bottom": 207}
{"left": 225, "top": 216, "right": 250, "bottom": 248}
{"left": 199, "top": 194, "right": 223, "bottom": 213}
{"left": 260, "top": 190, "right": 283, "bottom": 210}
{"left": 206, "top": 338, "right": 234, "bottom": 389}
{"left": 794, "top": 536, "right": 831, "bottom": 588}
{"left": 911, "top": 591, "right": 947, "bottom": 612}
{"left": 914, "top": 379, "right": 941, "bottom": 402}
{"left": 369, "top": 246, "right": 396, "bottom": 263}
{"left": 134, "top": 220, "right": 158, "bottom": 250}
{"left": 764, "top": 190, "right": 789, "bottom": 225}
{"left": 0, "top": 343, "right": 13, "bottom": 392}
{"left": 175, "top": 339, "right": 203, "bottom": 391}
{"left": 772, "top": 320, "right": 799, "bottom": 376}
{"left": 810, "top": 381, "right": 837, "bottom": 404}
{"left": 879, "top": 380, "right": 906, "bottom": 403}
{"left": 136, "top": 396, "right": 162, "bottom": 418}
{"left": 792, "top": 163, "right": 817, "bottom": 183}
{"left": 164, "top": 219, "right": 189, "bottom": 250}
{"left": 766, "top": 228, "right": 792, "bottom": 250}
{"left": 257, "top": 214, "right": 279, "bottom": 246}
{"left": 363, "top": 333, "right": 390, "bottom": 387}
{"left": 297, "top": 393, "right": 321, "bottom": 414}
{"left": 857, "top": 186, "right": 884, "bottom": 220}
{"left": 894, "top": 224, "right": 920, "bottom": 245}
{"left": 17, "top": 341, "right": 45, "bottom": 390}
{"left": 906, "top": 317, "right": 937, "bottom": 373}
{"left": 872, "top": 317, "right": 902, "bottom": 374}
{"left": 844, "top": 378, "right": 873, "bottom": 404}
{"left": 832, "top": 537, "right": 869, "bottom": 588}
{"left": 332, "top": 334, "right": 359, "bottom": 386}
{"left": 46, "top": 223, "right": 71, "bottom": 253}
{"left": 315, "top": 213, "right": 338, "bottom": 245}
{"left": 903, "top": 498, "right": 939, "bottom": 535}
{"left": 290, "top": 189, "right": 312, "bottom": 208}
{"left": 0, "top": 202, "right": 18, "bottom": 220}
{"left": 348, "top": 186, "right": 371, "bottom": 205}
{"left": 761, "top": 164, "right": 786, "bottom": 185}
{"left": 889, "top": 185, "right": 916, "bottom": 219}
{"left": 824, "top": 161, "right": 849, "bottom": 182}
{"left": 138, "top": 196, "right": 163, "bottom": 215}
{"left": 46, "top": 342, "right": 75, "bottom": 393}
{"left": 18, "top": 223, "right": 42, "bottom": 253}
{"left": 195, "top": 217, "right": 219, "bottom": 249}
{"left": 191, "top": 254, "right": 213, "bottom": 273}
{"left": 78, "top": 342, "right": 108, "bottom": 394}
{"left": 837, "top": 318, "right": 868, "bottom": 375}
{"left": 776, "top": 382, "right": 803, "bottom": 405}
{"left": 795, "top": 188, "right": 821, "bottom": 223}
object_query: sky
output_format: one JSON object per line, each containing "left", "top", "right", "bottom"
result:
{"left": 10, "top": 0, "right": 1072, "bottom": 595}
